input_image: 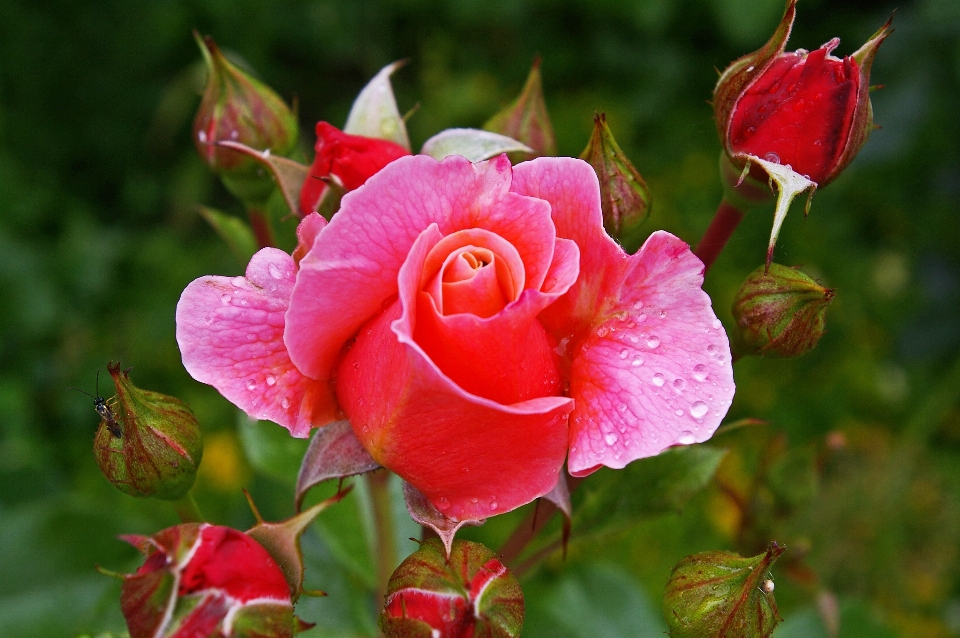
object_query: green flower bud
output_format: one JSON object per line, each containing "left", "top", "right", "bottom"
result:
{"left": 484, "top": 57, "right": 556, "bottom": 158}
{"left": 94, "top": 362, "right": 202, "bottom": 500}
{"left": 192, "top": 33, "right": 299, "bottom": 206}
{"left": 579, "top": 112, "right": 652, "bottom": 253}
{"left": 732, "top": 263, "right": 834, "bottom": 358}
{"left": 380, "top": 538, "right": 524, "bottom": 638}
{"left": 664, "top": 541, "right": 785, "bottom": 638}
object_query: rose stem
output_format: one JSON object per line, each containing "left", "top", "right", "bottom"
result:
{"left": 367, "top": 469, "right": 397, "bottom": 609}
{"left": 172, "top": 491, "right": 204, "bottom": 523}
{"left": 693, "top": 198, "right": 746, "bottom": 273}
{"left": 498, "top": 476, "right": 581, "bottom": 568}
{"left": 247, "top": 205, "right": 276, "bottom": 249}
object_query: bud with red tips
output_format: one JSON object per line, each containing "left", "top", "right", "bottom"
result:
{"left": 94, "top": 362, "right": 202, "bottom": 500}
{"left": 663, "top": 541, "right": 785, "bottom": 638}
{"left": 299, "top": 122, "right": 411, "bottom": 217}
{"left": 732, "top": 263, "right": 834, "bottom": 359}
{"left": 192, "top": 33, "right": 299, "bottom": 205}
{"left": 380, "top": 538, "right": 524, "bottom": 638}
{"left": 714, "top": 0, "right": 891, "bottom": 187}
{"left": 579, "top": 112, "right": 652, "bottom": 252}
{"left": 119, "top": 523, "right": 306, "bottom": 638}
{"left": 484, "top": 57, "right": 556, "bottom": 158}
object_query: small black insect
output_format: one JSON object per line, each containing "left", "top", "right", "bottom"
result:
{"left": 70, "top": 370, "right": 122, "bottom": 438}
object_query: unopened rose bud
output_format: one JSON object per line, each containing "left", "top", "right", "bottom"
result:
{"left": 484, "top": 57, "right": 556, "bottom": 158}
{"left": 579, "top": 112, "right": 651, "bottom": 252}
{"left": 732, "top": 263, "right": 834, "bottom": 358}
{"left": 380, "top": 538, "right": 523, "bottom": 638}
{"left": 94, "top": 362, "right": 202, "bottom": 500}
{"left": 664, "top": 541, "right": 785, "bottom": 638}
{"left": 714, "top": 0, "right": 891, "bottom": 187}
{"left": 192, "top": 33, "right": 299, "bottom": 205}
{"left": 299, "top": 122, "right": 411, "bottom": 216}
{"left": 119, "top": 523, "right": 306, "bottom": 638}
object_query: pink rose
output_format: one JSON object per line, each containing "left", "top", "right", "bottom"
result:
{"left": 177, "top": 155, "right": 735, "bottom": 521}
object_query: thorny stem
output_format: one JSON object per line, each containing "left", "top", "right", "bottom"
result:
{"left": 172, "top": 491, "right": 203, "bottom": 524}
{"left": 693, "top": 198, "right": 746, "bottom": 273}
{"left": 367, "top": 470, "right": 397, "bottom": 610}
{"left": 247, "top": 205, "right": 275, "bottom": 249}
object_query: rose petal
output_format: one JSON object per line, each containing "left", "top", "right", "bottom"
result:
{"left": 336, "top": 226, "right": 573, "bottom": 521}
{"left": 292, "top": 212, "right": 327, "bottom": 265}
{"left": 286, "top": 154, "right": 558, "bottom": 383}
{"left": 176, "top": 248, "right": 335, "bottom": 437}
{"left": 564, "top": 231, "right": 736, "bottom": 475}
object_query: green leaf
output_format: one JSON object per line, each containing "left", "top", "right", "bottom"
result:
{"left": 573, "top": 445, "right": 727, "bottom": 537}
{"left": 197, "top": 205, "right": 257, "bottom": 265}
{"left": 237, "top": 413, "right": 310, "bottom": 485}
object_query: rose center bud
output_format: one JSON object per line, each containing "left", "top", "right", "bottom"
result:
{"left": 423, "top": 230, "right": 523, "bottom": 318}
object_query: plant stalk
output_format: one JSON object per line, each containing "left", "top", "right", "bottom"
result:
{"left": 694, "top": 198, "right": 746, "bottom": 273}
{"left": 172, "top": 491, "right": 203, "bottom": 523}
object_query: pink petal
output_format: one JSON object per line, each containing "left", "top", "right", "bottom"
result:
{"left": 285, "top": 154, "right": 558, "bottom": 383}
{"left": 292, "top": 212, "right": 327, "bottom": 265}
{"left": 565, "top": 231, "right": 736, "bottom": 475}
{"left": 336, "top": 226, "right": 573, "bottom": 521}
{"left": 176, "top": 249, "right": 336, "bottom": 437}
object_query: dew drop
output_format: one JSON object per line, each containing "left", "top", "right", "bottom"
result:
{"left": 677, "top": 431, "right": 696, "bottom": 445}
{"left": 596, "top": 326, "right": 610, "bottom": 338}
{"left": 712, "top": 319, "right": 723, "bottom": 330}
{"left": 268, "top": 263, "right": 284, "bottom": 279}
{"left": 618, "top": 403, "right": 628, "bottom": 412}
{"left": 764, "top": 152, "right": 781, "bottom": 164}
{"left": 633, "top": 300, "right": 644, "bottom": 310}
{"left": 693, "top": 364, "right": 708, "bottom": 381}
{"left": 266, "top": 375, "right": 277, "bottom": 386}
{"left": 615, "top": 310, "right": 628, "bottom": 321}
{"left": 220, "top": 294, "right": 231, "bottom": 304}
{"left": 470, "top": 497, "right": 479, "bottom": 504}
{"left": 490, "top": 501, "right": 498, "bottom": 511}
{"left": 631, "top": 356, "right": 644, "bottom": 367}
{"left": 813, "top": 139, "right": 822, "bottom": 146}
{"left": 646, "top": 335, "right": 660, "bottom": 348}
{"left": 652, "top": 373, "right": 665, "bottom": 387}
{"left": 245, "top": 379, "right": 257, "bottom": 390}
{"left": 281, "top": 397, "right": 291, "bottom": 409}
{"left": 637, "top": 313, "right": 647, "bottom": 322}
{"left": 619, "top": 348, "right": 629, "bottom": 359}
{"left": 629, "top": 336, "right": 640, "bottom": 344}
{"left": 675, "top": 409, "right": 684, "bottom": 416}
{"left": 204, "top": 315, "right": 213, "bottom": 324}
{"left": 707, "top": 344, "right": 719, "bottom": 356}
{"left": 673, "top": 378, "right": 686, "bottom": 391}
{"left": 659, "top": 310, "right": 667, "bottom": 318}
{"left": 604, "top": 433, "right": 619, "bottom": 446}
{"left": 231, "top": 276, "right": 246, "bottom": 288}
{"left": 690, "top": 401, "right": 709, "bottom": 418}
{"left": 746, "top": 65, "right": 755, "bottom": 72}
{"left": 746, "top": 126, "right": 756, "bottom": 136}
{"left": 436, "top": 497, "right": 451, "bottom": 510}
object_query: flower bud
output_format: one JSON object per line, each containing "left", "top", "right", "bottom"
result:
{"left": 119, "top": 523, "right": 305, "bottom": 638}
{"left": 714, "top": 0, "right": 891, "bottom": 187}
{"left": 192, "top": 33, "right": 299, "bottom": 205}
{"left": 299, "top": 122, "right": 410, "bottom": 216}
{"left": 380, "top": 538, "right": 524, "bottom": 638}
{"left": 663, "top": 541, "right": 785, "bottom": 638}
{"left": 94, "top": 362, "right": 202, "bottom": 500}
{"left": 579, "top": 112, "right": 652, "bottom": 252}
{"left": 483, "top": 57, "right": 556, "bottom": 158}
{"left": 732, "top": 263, "right": 834, "bottom": 358}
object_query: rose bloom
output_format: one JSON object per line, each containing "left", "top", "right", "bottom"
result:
{"left": 120, "top": 523, "right": 297, "bottom": 638}
{"left": 299, "top": 121, "right": 411, "bottom": 215}
{"left": 177, "top": 154, "right": 735, "bottom": 521}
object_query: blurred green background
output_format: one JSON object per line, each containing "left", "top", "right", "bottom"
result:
{"left": 2, "top": 0, "right": 959, "bottom": 636}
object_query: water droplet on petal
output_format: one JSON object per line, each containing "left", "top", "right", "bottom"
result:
{"left": 647, "top": 336, "right": 660, "bottom": 348}
{"left": 673, "top": 378, "right": 686, "bottom": 392}
{"left": 675, "top": 409, "right": 684, "bottom": 416}
{"left": 281, "top": 397, "right": 291, "bottom": 409}
{"left": 245, "top": 379, "right": 257, "bottom": 391}
{"left": 693, "top": 364, "right": 708, "bottom": 381}
{"left": 633, "top": 300, "right": 644, "bottom": 310}
{"left": 268, "top": 263, "right": 284, "bottom": 279}
{"left": 470, "top": 497, "right": 479, "bottom": 504}
{"left": 652, "top": 373, "right": 665, "bottom": 387}
{"left": 690, "top": 401, "right": 709, "bottom": 418}
{"left": 596, "top": 326, "right": 610, "bottom": 338}
{"left": 619, "top": 348, "right": 629, "bottom": 359}
{"left": 436, "top": 497, "right": 451, "bottom": 510}
{"left": 490, "top": 501, "right": 498, "bottom": 511}
{"left": 712, "top": 319, "right": 723, "bottom": 330}
{"left": 604, "top": 433, "right": 619, "bottom": 446}
{"left": 631, "top": 356, "right": 644, "bottom": 367}
{"left": 707, "top": 344, "right": 719, "bottom": 356}
{"left": 220, "top": 294, "right": 231, "bottom": 304}
{"left": 266, "top": 375, "right": 277, "bottom": 386}
{"left": 618, "top": 403, "right": 628, "bottom": 412}
{"left": 231, "top": 276, "right": 246, "bottom": 288}
{"left": 764, "top": 152, "right": 781, "bottom": 164}
{"left": 677, "top": 431, "right": 696, "bottom": 445}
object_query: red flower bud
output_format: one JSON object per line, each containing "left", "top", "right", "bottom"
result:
{"left": 192, "top": 33, "right": 299, "bottom": 205}
{"left": 120, "top": 523, "right": 304, "bottom": 638}
{"left": 299, "top": 122, "right": 411, "bottom": 216}
{"left": 94, "top": 362, "right": 202, "bottom": 500}
{"left": 732, "top": 263, "right": 834, "bottom": 359}
{"left": 714, "top": 0, "right": 891, "bottom": 187}
{"left": 380, "top": 538, "right": 524, "bottom": 638}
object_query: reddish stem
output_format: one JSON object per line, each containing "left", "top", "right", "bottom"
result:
{"left": 694, "top": 199, "right": 746, "bottom": 273}
{"left": 499, "top": 501, "right": 557, "bottom": 567}
{"left": 247, "top": 206, "right": 275, "bottom": 249}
